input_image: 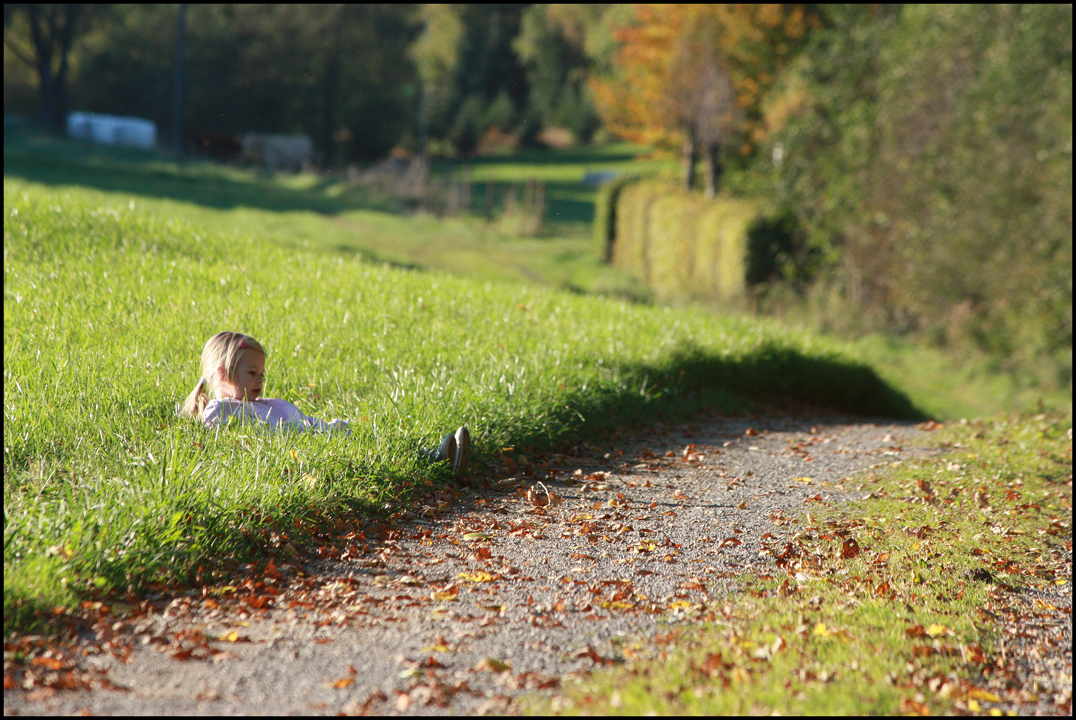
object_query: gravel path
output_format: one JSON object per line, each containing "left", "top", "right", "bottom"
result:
{"left": 3, "top": 412, "right": 955, "bottom": 715}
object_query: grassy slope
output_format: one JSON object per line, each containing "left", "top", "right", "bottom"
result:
{"left": 2, "top": 129, "right": 662, "bottom": 297}
{"left": 7, "top": 128, "right": 1064, "bottom": 420}
{"left": 3, "top": 173, "right": 917, "bottom": 634}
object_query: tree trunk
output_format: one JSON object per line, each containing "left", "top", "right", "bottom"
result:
{"left": 172, "top": 4, "right": 187, "bottom": 154}
{"left": 28, "top": 6, "right": 57, "bottom": 132}
{"left": 319, "top": 50, "right": 339, "bottom": 167}
{"left": 681, "top": 129, "right": 698, "bottom": 190}
{"left": 703, "top": 141, "right": 723, "bottom": 199}
{"left": 36, "top": 61, "right": 58, "bottom": 132}
{"left": 26, "top": 4, "right": 83, "bottom": 134}
{"left": 418, "top": 78, "right": 429, "bottom": 160}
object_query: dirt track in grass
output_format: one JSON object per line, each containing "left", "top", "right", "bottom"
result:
{"left": 4, "top": 411, "right": 1069, "bottom": 715}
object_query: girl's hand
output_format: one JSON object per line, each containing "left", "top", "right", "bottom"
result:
{"left": 328, "top": 418, "right": 351, "bottom": 436}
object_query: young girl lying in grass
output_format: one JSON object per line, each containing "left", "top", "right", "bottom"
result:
{"left": 179, "top": 331, "right": 470, "bottom": 478}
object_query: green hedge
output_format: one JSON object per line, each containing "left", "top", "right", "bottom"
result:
{"left": 610, "top": 179, "right": 761, "bottom": 304}
{"left": 593, "top": 174, "right": 643, "bottom": 263}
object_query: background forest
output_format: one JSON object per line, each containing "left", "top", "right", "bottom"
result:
{"left": 4, "top": 3, "right": 1072, "bottom": 402}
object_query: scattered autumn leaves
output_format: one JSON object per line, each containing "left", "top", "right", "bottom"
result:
{"left": 547, "top": 416, "right": 1071, "bottom": 715}
{"left": 4, "top": 432, "right": 712, "bottom": 710}
{"left": 7, "top": 416, "right": 1070, "bottom": 716}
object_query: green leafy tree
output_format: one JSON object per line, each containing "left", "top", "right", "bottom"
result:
{"left": 751, "top": 5, "right": 899, "bottom": 283}
{"left": 439, "top": 4, "right": 528, "bottom": 155}
{"left": 410, "top": 3, "right": 464, "bottom": 155}
{"left": 513, "top": 4, "right": 603, "bottom": 144}
{"left": 756, "top": 4, "right": 1072, "bottom": 388}
{"left": 73, "top": 5, "right": 175, "bottom": 126}
{"left": 63, "top": 4, "right": 420, "bottom": 163}
{"left": 221, "top": 4, "right": 418, "bottom": 162}
{"left": 872, "top": 5, "right": 1071, "bottom": 370}
{"left": 4, "top": 4, "right": 98, "bottom": 132}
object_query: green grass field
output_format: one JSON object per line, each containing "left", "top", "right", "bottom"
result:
{"left": 2, "top": 130, "right": 1067, "bottom": 638}
{"left": 6, "top": 127, "right": 1062, "bottom": 421}
{"left": 3, "top": 164, "right": 916, "bottom": 634}
{"left": 2, "top": 127, "right": 666, "bottom": 298}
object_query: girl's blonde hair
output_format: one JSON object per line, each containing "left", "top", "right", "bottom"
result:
{"left": 179, "top": 332, "right": 267, "bottom": 420}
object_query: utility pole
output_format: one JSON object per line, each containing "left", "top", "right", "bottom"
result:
{"left": 172, "top": 3, "right": 186, "bottom": 155}
{"left": 417, "top": 13, "right": 429, "bottom": 161}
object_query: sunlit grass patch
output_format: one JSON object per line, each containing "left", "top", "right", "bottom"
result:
{"left": 537, "top": 414, "right": 1071, "bottom": 715}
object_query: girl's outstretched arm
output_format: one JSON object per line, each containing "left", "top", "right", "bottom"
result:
{"left": 301, "top": 414, "right": 351, "bottom": 435}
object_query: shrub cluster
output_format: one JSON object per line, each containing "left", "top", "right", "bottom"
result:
{"left": 610, "top": 179, "right": 763, "bottom": 305}
{"left": 592, "top": 173, "right": 640, "bottom": 263}
{"left": 750, "top": 5, "right": 1071, "bottom": 391}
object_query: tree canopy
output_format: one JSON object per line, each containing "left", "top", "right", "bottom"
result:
{"left": 589, "top": 4, "right": 816, "bottom": 193}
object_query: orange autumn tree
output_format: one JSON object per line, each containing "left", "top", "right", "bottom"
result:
{"left": 592, "top": 4, "right": 815, "bottom": 197}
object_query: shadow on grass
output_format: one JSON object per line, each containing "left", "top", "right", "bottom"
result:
{"left": 3, "top": 144, "right": 393, "bottom": 217}
{"left": 512, "top": 343, "right": 927, "bottom": 453}
{"left": 467, "top": 178, "right": 596, "bottom": 225}
{"left": 462, "top": 145, "right": 643, "bottom": 166}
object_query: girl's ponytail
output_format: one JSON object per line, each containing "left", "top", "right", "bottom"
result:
{"left": 179, "top": 377, "right": 210, "bottom": 420}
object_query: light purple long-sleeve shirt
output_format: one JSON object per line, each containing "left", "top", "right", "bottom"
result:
{"left": 202, "top": 397, "right": 349, "bottom": 434}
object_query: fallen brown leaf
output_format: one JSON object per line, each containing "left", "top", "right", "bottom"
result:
{"left": 474, "top": 658, "right": 511, "bottom": 672}
{"left": 840, "top": 538, "right": 861, "bottom": 559}
{"left": 570, "top": 645, "right": 613, "bottom": 665}
{"left": 31, "top": 657, "right": 64, "bottom": 671}
{"left": 905, "top": 624, "right": 927, "bottom": 638}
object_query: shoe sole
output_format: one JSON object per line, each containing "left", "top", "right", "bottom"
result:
{"left": 439, "top": 434, "right": 456, "bottom": 465}
{"left": 453, "top": 426, "right": 470, "bottom": 479}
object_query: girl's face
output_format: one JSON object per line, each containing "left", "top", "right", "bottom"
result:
{"left": 216, "top": 350, "right": 265, "bottom": 401}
